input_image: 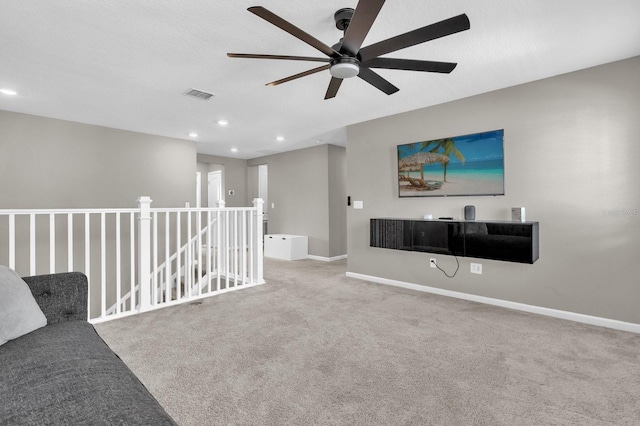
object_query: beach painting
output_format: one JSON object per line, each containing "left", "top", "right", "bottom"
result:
{"left": 397, "top": 129, "right": 505, "bottom": 197}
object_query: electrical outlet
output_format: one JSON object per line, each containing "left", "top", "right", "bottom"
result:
{"left": 430, "top": 258, "right": 437, "bottom": 268}
{"left": 470, "top": 263, "right": 482, "bottom": 274}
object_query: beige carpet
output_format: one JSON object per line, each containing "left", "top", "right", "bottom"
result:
{"left": 96, "top": 259, "right": 640, "bottom": 426}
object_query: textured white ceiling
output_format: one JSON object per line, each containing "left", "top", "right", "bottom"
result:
{"left": 1, "top": 0, "right": 640, "bottom": 159}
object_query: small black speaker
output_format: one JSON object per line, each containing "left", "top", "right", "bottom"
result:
{"left": 464, "top": 205, "right": 476, "bottom": 220}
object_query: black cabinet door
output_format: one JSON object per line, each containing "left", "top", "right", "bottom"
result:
{"left": 463, "top": 222, "right": 538, "bottom": 263}
{"left": 370, "top": 219, "right": 413, "bottom": 251}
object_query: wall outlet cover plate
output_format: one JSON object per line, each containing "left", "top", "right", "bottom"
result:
{"left": 470, "top": 263, "right": 482, "bottom": 274}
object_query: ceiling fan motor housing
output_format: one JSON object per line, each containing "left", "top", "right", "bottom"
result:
{"left": 334, "top": 8, "right": 355, "bottom": 31}
{"left": 331, "top": 7, "right": 359, "bottom": 78}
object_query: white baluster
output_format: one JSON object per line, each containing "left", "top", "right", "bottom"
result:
{"left": 85, "top": 213, "right": 91, "bottom": 319}
{"left": 253, "top": 198, "right": 264, "bottom": 284}
{"left": 137, "top": 196, "right": 153, "bottom": 312}
{"left": 176, "top": 211, "right": 181, "bottom": 300}
{"left": 249, "top": 208, "right": 254, "bottom": 284}
{"left": 165, "top": 211, "right": 171, "bottom": 303}
{"left": 101, "top": 213, "right": 106, "bottom": 317}
{"left": 206, "top": 210, "right": 212, "bottom": 294}
{"left": 197, "top": 208, "right": 202, "bottom": 296}
{"left": 130, "top": 212, "right": 135, "bottom": 311}
{"left": 242, "top": 210, "right": 247, "bottom": 285}
{"left": 29, "top": 214, "right": 36, "bottom": 276}
{"left": 9, "top": 214, "right": 15, "bottom": 270}
{"left": 186, "top": 210, "right": 192, "bottom": 296}
{"left": 116, "top": 212, "right": 121, "bottom": 314}
{"left": 224, "top": 209, "right": 229, "bottom": 290}
{"left": 49, "top": 214, "right": 55, "bottom": 273}
{"left": 216, "top": 209, "right": 221, "bottom": 292}
{"left": 67, "top": 213, "right": 73, "bottom": 272}
{"left": 153, "top": 211, "right": 158, "bottom": 306}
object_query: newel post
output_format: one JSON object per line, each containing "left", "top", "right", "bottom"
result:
{"left": 137, "top": 196, "right": 153, "bottom": 312}
{"left": 253, "top": 198, "right": 264, "bottom": 284}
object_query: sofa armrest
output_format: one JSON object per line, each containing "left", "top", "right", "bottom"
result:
{"left": 22, "top": 272, "right": 88, "bottom": 324}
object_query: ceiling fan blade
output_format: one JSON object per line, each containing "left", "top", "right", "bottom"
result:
{"left": 324, "top": 77, "right": 343, "bottom": 100}
{"left": 340, "top": 0, "right": 385, "bottom": 56}
{"left": 357, "top": 67, "right": 399, "bottom": 95}
{"left": 363, "top": 58, "right": 457, "bottom": 73}
{"left": 266, "top": 64, "right": 330, "bottom": 87}
{"left": 359, "top": 14, "right": 470, "bottom": 61}
{"left": 248, "top": 6, "right": 341, "bottom": 58}
{"left": 227, "top": 53, "right": 330, "bottom": 63}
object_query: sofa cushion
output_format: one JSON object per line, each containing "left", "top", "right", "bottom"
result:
{"left": 0, "top": 265, "right": 47, "bottom": 346}
{"left": 23, "top": 272, "right": 88, "bottom": 324}
{"left": 0, "top": 321, "right": 176, "bottom": 425}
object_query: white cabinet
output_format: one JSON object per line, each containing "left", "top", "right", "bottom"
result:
{"left": 264, "top": 234, "right": 308, "bottom": 260}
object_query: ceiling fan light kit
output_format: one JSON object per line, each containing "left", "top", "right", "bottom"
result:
{"left": 330, "top": 57, "right": 360, "bottom": 78}
{"left": 227, "top": 1, "right": 470, "bottom": 99}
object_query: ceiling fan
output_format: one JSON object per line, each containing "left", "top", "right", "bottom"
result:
{"left": 227, "top": 1, "right": 470, "bottom": 100}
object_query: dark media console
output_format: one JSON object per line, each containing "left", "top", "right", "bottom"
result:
{"left": 370, "top": 218, "right": 539, "bottom": 264}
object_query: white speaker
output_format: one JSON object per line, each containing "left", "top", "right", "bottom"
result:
{"left": 511, "top": 207, "right": 526, "bottom": 222}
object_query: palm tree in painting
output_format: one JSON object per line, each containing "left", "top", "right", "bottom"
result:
{"left": 424, "top": 138, "right": 465, "bottom": 182}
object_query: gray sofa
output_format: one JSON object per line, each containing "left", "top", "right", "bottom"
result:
{"left": 0, "top": 272, "right": 177, "bottom": 425}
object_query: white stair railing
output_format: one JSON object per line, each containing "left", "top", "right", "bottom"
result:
{"left": 0, "top": 198, "right": 265, "bottom": 323}
{"left": 107, "top": 211, "right": 239, "bottom": 313}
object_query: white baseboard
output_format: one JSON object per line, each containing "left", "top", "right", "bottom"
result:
{"left": 345, "top": 272, "right": 640, "bottom": 334}
{"left": 308, "top": 254, "right": 348, "bottom": 262}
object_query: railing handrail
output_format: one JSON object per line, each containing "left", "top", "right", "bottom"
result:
{"left": 150, "top": 206, "right": 256, "bottom": 213}
{"left": 0, "top": 206, "right": 257, "bottom": 215}
{"left": 0, "top": 208, "right": 138, "bottom": 215}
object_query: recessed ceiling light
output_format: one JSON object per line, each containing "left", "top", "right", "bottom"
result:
{"left": 188, "top": 132, "right": 198, "bottom": 138}
{"left": 276, "top": 136, "right": 285, "bottom": 142}
{"left": 230, "top": 148, "right": 238, "bottom": 153}
{"left": 0, "top": 89, "right": 17, "bottom": 96}
{"left": 217, "top": 119, "right": 228, "bottom": 126}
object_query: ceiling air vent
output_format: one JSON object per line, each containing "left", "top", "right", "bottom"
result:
{"left": 184, "top": 88, "right": 215, "bottom": 101}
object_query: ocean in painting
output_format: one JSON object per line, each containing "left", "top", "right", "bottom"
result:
{"left": 422, "top": 159, "right": 504, "bottom": 180}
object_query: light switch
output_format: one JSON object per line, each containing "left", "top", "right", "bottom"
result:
{"left": 353, "top": 200, "right": 364, "bottom": 209}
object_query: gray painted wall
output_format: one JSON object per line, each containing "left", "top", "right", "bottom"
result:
{"left": 0, "top": 110, "right": 198, "bottom": 315}
{"left": 346, "top": 56, "right": 640, "bottom": 324}
{"left": 0, "top": 110, "right": 196, "bottom": 209}
{"left": 328, "top": 145, "right": 347, "bottom": 258}
{"left": 247, "top": 165, "right": 259, "bottom": 205}
{"left": 248, "top": 144, "right": 347, "bottom": 258}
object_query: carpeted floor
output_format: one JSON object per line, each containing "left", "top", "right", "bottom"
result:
{"left": 95, "top": 259, "right": 640, "bottom": 426}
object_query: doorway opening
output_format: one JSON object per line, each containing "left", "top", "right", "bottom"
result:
{"left": 208, "top": 170, "right": 222, "bottom": 207}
